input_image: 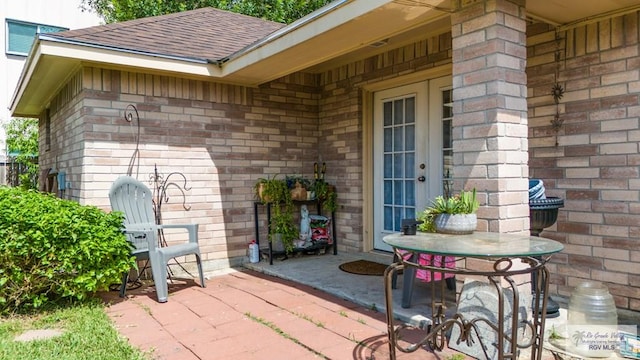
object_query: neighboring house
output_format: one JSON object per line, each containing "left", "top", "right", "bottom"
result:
{"left": 9, "top": 0, "right": 640, "bottom": 311}
{"left": 1, "top": 0, "right": 101, "bottom": 184}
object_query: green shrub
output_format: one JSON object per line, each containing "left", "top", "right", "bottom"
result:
{"left": 0, "top": 187, "right": 134, "bottom": 314}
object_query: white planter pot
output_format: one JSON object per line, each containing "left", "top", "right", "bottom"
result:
{"left": 434, "top": 213, "right": 477, "bottom": 234}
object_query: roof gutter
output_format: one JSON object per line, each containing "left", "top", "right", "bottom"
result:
{"left": 215, "top": 0, "right": 352, "bottom": 65}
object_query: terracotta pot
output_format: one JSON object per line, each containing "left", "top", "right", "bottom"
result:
{"left": 290, "top": 181, "right": 307, "bottom": 201}
{"left": 434, "top": 213, "right": 477, "bottom": 234}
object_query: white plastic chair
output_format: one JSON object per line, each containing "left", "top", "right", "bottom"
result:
{"left": 109, "top": 176, "right": 205, "bottom": 302}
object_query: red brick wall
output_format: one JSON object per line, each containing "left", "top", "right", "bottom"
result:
{"left": 527, "top": 12, "right": 640, "bottom": 310}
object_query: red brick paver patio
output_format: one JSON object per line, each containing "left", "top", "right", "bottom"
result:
{"left": 100, "top": 269, "right": 475, "bottom": 360}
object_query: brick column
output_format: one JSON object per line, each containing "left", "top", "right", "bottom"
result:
{"left": 451, "top": 0, "right": 529, "bottom": 234}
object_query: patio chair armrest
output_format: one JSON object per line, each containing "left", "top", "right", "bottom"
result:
{"left": 157, "top": 223, "right": 199, "bottom": 244}
{"left": 122, "top": 223, "right": 158, "bottom": 251}
{"left": 124, "top": 223, "right": 159, "bottom": 232}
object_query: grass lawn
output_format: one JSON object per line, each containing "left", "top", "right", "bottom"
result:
{"left": 0, "top": 300, "right": 149, "bottom": 360}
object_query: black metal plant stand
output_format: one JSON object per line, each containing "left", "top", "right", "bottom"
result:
{"left": 529, "top": 197, "right": 564, "bottom": 318}
{"left": 148, "top": 165, "right": 195, "bottom": 279}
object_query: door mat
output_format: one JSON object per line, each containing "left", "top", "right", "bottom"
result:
{"left": 339, "top": 260, "right": 388, "bottom": 276}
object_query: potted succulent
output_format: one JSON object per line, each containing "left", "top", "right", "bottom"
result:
{"left": 417, "top": 188, "right": 479, "bottom": 234}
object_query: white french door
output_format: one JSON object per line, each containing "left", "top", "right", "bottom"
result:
{"left": 372, "top": 76, "right": 452, "bottom": 251}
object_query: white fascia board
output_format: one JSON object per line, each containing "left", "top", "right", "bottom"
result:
{"left": 39, "top": 41, "right": 223, "bottom": 77}
{"left": 10, "top": 42, "right": 43, "bottom": 115}
{"left": 221, "top": 0, "right": 393, "bottom": 76}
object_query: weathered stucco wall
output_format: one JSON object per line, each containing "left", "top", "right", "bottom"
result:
{"left": 527, "top": 12, "right": 640, "bottom": 310}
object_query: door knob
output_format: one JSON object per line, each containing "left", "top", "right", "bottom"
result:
{"left": 417, "top": 176, "right": 426, "bottom": 182}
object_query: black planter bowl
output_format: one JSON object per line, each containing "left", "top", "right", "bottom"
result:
{"left": 529, "top": 197, "right": 564, "bottom": 236}
{"left": 529, "top": 196, "right": 564, "bottom": 318}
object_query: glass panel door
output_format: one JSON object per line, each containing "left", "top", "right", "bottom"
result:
{"left": 373, "top": 77, "right": 451, "bottom": 251}
{"left": 382, "top": 97, "right": 417, "bottom": 234}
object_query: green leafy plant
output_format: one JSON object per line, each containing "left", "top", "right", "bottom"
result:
{"left": 418, "top": 188, "right": 478, "bottom": 232}
{"left": 4, "top": 118, "right": 39, "bottom": 189}
{"left": 311, "top": 180, "right": 337, "bottom": 213}
{"left": 0, "top": 187, "right": 135, "bottom": 314}
{"left": 254, "top": 175, "right": 298, "bottom": 253}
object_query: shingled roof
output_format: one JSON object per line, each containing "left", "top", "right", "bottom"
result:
{"left": 49, "top": 7, "right": 286, "bottom": 62}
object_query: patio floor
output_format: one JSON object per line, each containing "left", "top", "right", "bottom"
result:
{"left": 99, "top": 251, "right": 635, "bottom": 359}
{"left": 99, "top": 266, "right": 472, "bottom": 359}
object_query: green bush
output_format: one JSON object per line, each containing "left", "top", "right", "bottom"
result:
{"left": 0, "top": 187, "right": 134, "bottom": 314}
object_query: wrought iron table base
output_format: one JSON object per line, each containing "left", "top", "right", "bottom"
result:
{"left": 384, "top": 250, "right": 553, "bottom": 360}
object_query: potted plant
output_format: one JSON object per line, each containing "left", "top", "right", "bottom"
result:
{"left": 254, "top": 175, "right": 286, "bottom": 203}
{"left": 270, "top": 210, "right": 298, "bottom": 253}
{"left": 254, "top": 175, "right": 298, "bottom": 253}
{"left": 417, "top": 188, "right": 479, "bottom": 234}
{"left": 311, "top": 179, "right": 337, "bottom": 213}
{"left": 286, "top": 175, "right": 310, "bottom": 201}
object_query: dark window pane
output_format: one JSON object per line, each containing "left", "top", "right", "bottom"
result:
{"left": 405, "top": 153, "right": 414, "bottom": 178}
{"left": 394, "top": 127, "right": 403, "bottom": 151}
{"left": 405, "top": 207, "right": 416, "bottom": 220}
{"left": 405, "top": 124, "right": 415, "bottom": 151}
{"left": 394, "top": 99, "right": 403, "bottom": 125}
{"left": 394, "top": 207, "right": 402, "bottom": 232}
{"left": 383, "top": 101, "right": 392, "bottom": 126}
{"left": 384, "top": 154, "right": 392, "bottom": 178}
{"left": 394, "top": 180, "right": 403, "bottom": 205}
{"left": 384, "top": 180, "right": 392, "bottom": 204}
{"left": 443, "top": 119, "right": 452, "bottom": 148}
{"left": 394, "top": 154, "right": 403, "bottom": 178}
{"left": 384, "top": 128, "right": 392, "bottom": 152}
{"left": 405, "top": 181, "right": 415, "bottom": 206}
{"left": 384, "top": 206, "right": 393, "bottom": 231}
{"left": 443, "top": 104, "right": 453, "bottom": 118}
{"left": 443, "top": 89, "right": 452, "bottom": 104}
{"left": 405, "top": 97, "right": 415, "bottom": 124}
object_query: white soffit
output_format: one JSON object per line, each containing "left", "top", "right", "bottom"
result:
{"left": 527, "top": 0, "right": 640, "bottom": 27}
{"left": 220, "top": 0, "right": 454, "bottom": 85}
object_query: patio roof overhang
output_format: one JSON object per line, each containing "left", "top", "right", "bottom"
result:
{"left": 10, "top": 0, "right": 640, "bottom": 118}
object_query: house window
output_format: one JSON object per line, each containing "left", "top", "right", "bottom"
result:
{"left": 6, "top": 19, "right": 67, "bottom": 56}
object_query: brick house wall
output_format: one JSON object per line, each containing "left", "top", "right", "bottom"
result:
{"left": 40, "top": 32, "right": 453, "bottom": 271}
{"left": 39, "top": 11, "right": 639, "bottom": 310}
{"left": 38, "top": 71, "right": 85, "bottom": 199}
{"left": 42, "top": 67, "right": 321, "bottom": 272}
{"left": 527, "top": 11, "right": 640, "bottom": 310}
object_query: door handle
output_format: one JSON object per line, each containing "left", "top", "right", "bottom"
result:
{"left": 417, "top": 176, "right": 426, "bottom": 182}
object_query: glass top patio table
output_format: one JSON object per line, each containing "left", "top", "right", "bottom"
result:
{"left": 383, "top": 231, "right": 564, "bottom": 258}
